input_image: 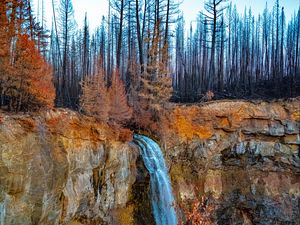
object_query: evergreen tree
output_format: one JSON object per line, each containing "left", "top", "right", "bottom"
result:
{"left": 109, "top": 70, "right": 132, "bottom": 124}
{"left": 80, "top": 65, "right": 109, "bottom": 122}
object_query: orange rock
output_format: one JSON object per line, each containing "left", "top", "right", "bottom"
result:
{"left": 284, "top": 135, "right": 300, "bottom": 145}
{"left": 171, "top": 109, "right": 213, "bottom": 141}
{"left": 291, "top": 111, "right": 300, "bottom": 121}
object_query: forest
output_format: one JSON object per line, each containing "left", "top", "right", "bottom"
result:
{"left": 0, "top": 0, "right": 299, "bottom": 115}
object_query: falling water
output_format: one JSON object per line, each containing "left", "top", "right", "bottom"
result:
{"left": 133, "top": 134, "right": 177, "bottom": 225}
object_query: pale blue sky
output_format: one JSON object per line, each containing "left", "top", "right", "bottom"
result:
{"left": 34, "top": 0, "right": 299, "bottom": 30}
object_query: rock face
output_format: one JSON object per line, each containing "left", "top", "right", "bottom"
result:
{"left": 0, "top": 109, "right": 138, "bottom": 225}
{"left": 0, "top": 99, "right": 299, "bottom": 225}
{"left": 160, "top": 99, "right": 300, "bottom": 225}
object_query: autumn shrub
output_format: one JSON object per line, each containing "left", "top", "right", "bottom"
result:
{"left": 179, "top": 196, "right": 215, "bottom": 225}
{"left": 203, "top": 90, "right": 215, "bottom": 101}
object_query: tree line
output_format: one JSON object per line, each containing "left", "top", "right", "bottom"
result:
{"left": 49, "top": 0, "right": 178, "bottom": 110}
{"left": 50, "top": 0, "right": 300, "bottom": 105}
{"left": 0, "top": 0, "right": 299, "bottom": 115}
{"left": 175, "top": 0, "right": 300, "bottom": 101}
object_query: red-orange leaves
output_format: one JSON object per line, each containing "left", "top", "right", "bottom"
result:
{"left": 13, "top": 34, "right": 55, "bottom": 110}
{"left": 80, "top": 69, "right": 109, "bottom": 122}
{"left": 179, "top": 196, "right": 215, "bottom": 225}
{"left": 80, "top": 69, "right": 132, "bottom": 125}
{"left": 0, "top": 34, "right": 55, "bottom": 111}
{"left": 108, "top": 70, "right": 133, "bottom": 124}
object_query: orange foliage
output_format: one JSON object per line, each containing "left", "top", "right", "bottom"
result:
{"left": 0, "top": 0, "right": 55, "bottom": 112}
{"left": 80, "top": 68, "right": 109, "bottom": 122}
{"left": 0, "top": 0, "right": 9, "bottom": 57}
{"left": 180, "top": 196, "right": 214, "bottom": 225}
{"left": 0, "top": 33, "right": 55, "bottom": 111}
{"left": 109, "top": 70, "right": 132, "bottom": 124}
{"left": 80, "top": 68, "right": 133, "bottom": 125}
{"left": 205, "top": 91, "right": 215, "bottom": 101}
{"left": 0, "top": 1, "right": 12, "bottom": 103}
{"left": 13, "top": 34, "right": 55, "bottom": 110}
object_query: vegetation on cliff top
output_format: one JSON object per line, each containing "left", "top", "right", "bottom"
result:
{"left": 1, "top": 0, "right": 299, "bottom": 121}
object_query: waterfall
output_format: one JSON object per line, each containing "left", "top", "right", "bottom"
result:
{"left": 133, "top": 134, "right": 177, "bottom": 225}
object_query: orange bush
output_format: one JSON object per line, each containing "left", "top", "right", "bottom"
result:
{"left": 180, "top": 196, "right": 215, "bottom": 225}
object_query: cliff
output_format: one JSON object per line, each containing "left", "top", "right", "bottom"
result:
{"left": 161, "top": 99, "right": 300, "bottom": 225}
{"left": 0, "top": 109, "right": 137, "bottom": 225}
{"left": 0, "top": 99, "right": 299, "bottom": 225}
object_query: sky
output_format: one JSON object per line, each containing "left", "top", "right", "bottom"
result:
{"left": 34, "top": 0, "right": 300, "bottom": 31}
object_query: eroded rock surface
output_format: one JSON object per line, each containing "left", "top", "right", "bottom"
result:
{"left": 161, "top": 99, "right": 300, "bottom": 225}
{"left": 0, "top": 109, "right": 137, "bottom": 225}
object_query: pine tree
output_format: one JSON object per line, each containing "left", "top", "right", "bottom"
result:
{"left": 109, "top": 70, "right": 132, "bottom": 123}
{"left": 80, "top": 66, "right": 109, "bottom": 122}
{"left": 13, "top": 34, "right": 55, "bottom": 111}
{"left": 0, "top": 0, "right": 9, "bottom": 56}
{"left": 0, "top": 0, "right": 11, "bottom": 107}
{"left": 57, "top": 0, "right": 76, "bottom": 107}
{"left": 0, "top": 1, "right": 55, "bottom": 111}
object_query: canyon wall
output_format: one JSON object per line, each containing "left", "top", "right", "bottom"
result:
{"left": 0, "top": 99, "right": 299, "bottom": 225}
{"left": 0, "top": 110, "right": 138, "bottom": 225}
{"left": 161, "top": 99, "right": 300, "bottom": 225}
